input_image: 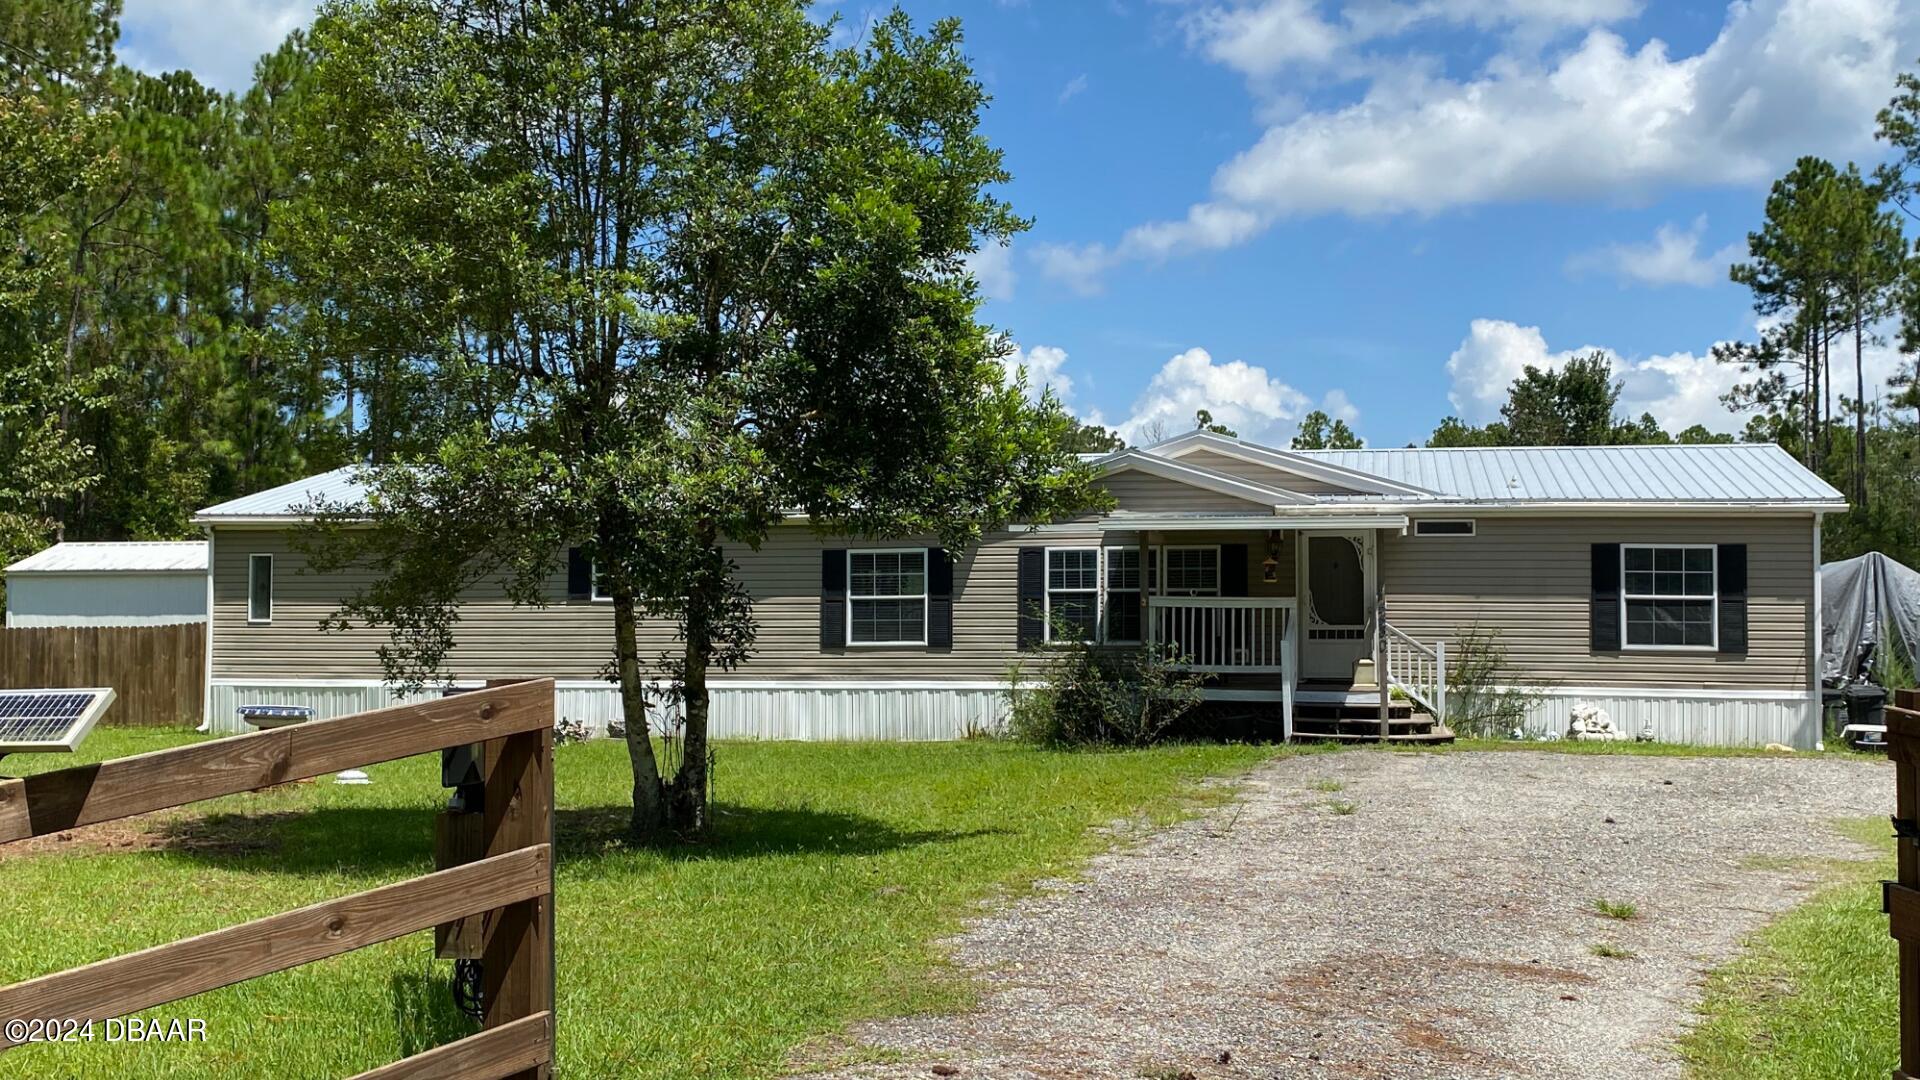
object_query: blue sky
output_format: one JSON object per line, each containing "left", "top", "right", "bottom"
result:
{"left": 120, "top": 0, "right": 1920, "bottom": 447}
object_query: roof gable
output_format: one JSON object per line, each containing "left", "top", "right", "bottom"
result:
{"left": 1145, "top": 431, "right": 1436, "bottom": 498}
{"left": 1096, "top": 449, "right": 1310, "bottom": 511}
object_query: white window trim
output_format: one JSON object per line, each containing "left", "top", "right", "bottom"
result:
{"left": 1159, "top": 544, "right": 1222, "bottom": 598}
{"left": 1102, "top": 546, "right": 1144, "bottom": 645}
{"left": 1414, "top": 519, "right": 1476, "bottom": 537}
{"left": 247, "top": 553, "right": 273, "bottom": 625}
{"left": 590, "top": 560, "right": 612, "bottom": 602}
{"left": 846, "top": 547, "right": 929, "bottom": 647}
{"left": 1620, "top": 542, "right": 1718, "bottom": 652}
{"left": 1044, "top": 546, "right": 1103, "bottom": 644}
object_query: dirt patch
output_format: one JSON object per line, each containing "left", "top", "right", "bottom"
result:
{"left": 0, "top": 798, "right": 305, "bottom": 863}
{"left": 804, "top": 750, "right": 1887, "bottom": 1080}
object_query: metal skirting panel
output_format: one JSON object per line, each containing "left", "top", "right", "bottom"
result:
{"left": 208, "top": 681, "right": 1009, "bottom": 741}
{"left": 209, "top": 680, "right": 1813, "bottom": 747}
{"left": 1517, "top": 690, "right": 1819, "bottom": 749}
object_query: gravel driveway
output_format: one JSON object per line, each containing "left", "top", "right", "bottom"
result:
{"left": 807, "top": 749, "right": 1890, "bottom": 1080}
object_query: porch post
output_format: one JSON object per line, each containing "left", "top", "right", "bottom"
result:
{"left": 1142, "top": 530, "right": 1156, "bottom": 650}
{"left": 1374, "top": 530, "right": 1389, "bottom": 740}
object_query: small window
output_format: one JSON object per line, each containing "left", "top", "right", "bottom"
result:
{"left": 248, "top": 554, "right": 273, "bottom": 624}
{"left": 1046, "top": 548, "right": 1101, "bottom": 642}
{"left": 1103, "top": 548, "right": 1143, "bottom": 643}
{"left": 1622, "top": 544, "right": 1716, "bottom": 649}
{"left": 848, "top": 549, "right": 927, "bottom": 645}
{"left": 1414, "top": 520, "right": 1475, "bottom": 537}
{"left": 591, "top": 561, "right": 611, "bottom": 601}
{"left": 1161, "top": 546, "right": 1220, "bottom": 597}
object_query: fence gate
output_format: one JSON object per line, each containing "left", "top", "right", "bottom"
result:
{"left": 0, "top": 679, "right": 557, "bottom": 1079}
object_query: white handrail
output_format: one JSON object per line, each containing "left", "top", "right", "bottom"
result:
{"left": 1383, "top": 621, "right": 1448, "bottom": 721}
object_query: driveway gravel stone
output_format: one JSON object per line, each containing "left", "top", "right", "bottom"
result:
{"left": 805, "top": 749, "right": 1890, "bottom": 1080}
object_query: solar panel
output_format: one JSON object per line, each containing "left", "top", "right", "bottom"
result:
{"left": 0, "top": 687, "right": 115, "bottom": 754}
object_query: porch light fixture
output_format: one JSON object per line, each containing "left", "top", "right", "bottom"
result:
{"left": 1261, "top": 532, "right": 1281, "bottom": 583}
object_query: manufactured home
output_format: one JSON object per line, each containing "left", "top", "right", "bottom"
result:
{"left": 192, "top": 432, "right": 1843, "bottom": 747}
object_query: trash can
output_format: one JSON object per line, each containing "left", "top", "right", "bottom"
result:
{"left": 1845, "top": 684, "right": 1889, "bottom": 751}
{"left": 1822, "top": 686, "right": 1849, "bottom": 738}
{"left": 236, "top": 704, "right": 315, "bottom": 730}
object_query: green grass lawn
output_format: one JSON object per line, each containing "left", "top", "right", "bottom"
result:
{"left": 1, "top": 728, "right": 1279, "bottom": 1079}
{"left": 1682, "top": 818, "right": 1899, "bottom": 1079}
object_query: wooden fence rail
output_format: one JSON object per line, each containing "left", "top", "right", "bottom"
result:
{"left": 0, "top": 679, "right": 556, "bottom": 1079}
{"left": 0, "top": 623, "right": 204, "bottom": 727}
{"left": 1886, "top": 688, "right": 1920, "bottom": 1080}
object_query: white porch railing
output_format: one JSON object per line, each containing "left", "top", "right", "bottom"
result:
{"left": 1146, "top": 596, "right": 1297, "bottom": 674}
{"left": 1383, "top": 621, "right": 1447, "bottom": 721}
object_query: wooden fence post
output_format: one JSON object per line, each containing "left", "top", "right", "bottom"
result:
{"left": 481, "top": 690, "right": 556, "bottom": 1080}
{"left": 1888, "top": 689, "right": 1920, "bottom": 1080}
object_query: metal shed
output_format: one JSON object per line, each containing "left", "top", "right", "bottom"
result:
{"left": 4, "top": 542, "right": 210, "bottom": 627}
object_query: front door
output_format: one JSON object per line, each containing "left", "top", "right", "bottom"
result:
{"left": 1299, "top": 532, "right": 1373, "bottom": 680}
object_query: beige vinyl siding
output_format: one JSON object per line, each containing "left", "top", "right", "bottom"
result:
{"left": 1098, "top": 470, "right": 1274, "bottom": 512}
{"left": 1174, "top": 448, "right": 1366, "bottom": 496}
{"left": 212, "top": 524, "right": 1133, "bottom": 682}
{"left": 1380, "top": 515, "right": 1812, "bottom": 691}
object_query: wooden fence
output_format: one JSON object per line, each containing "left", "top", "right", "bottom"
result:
{"left": 0, "top": 679, "right": 556, "bottom": 1079}
{"left": 0, "top": 622, "right": 204, "bottom": 727}
{"left": 1886, "top": 688, "right": 1920, "bottom": 1080}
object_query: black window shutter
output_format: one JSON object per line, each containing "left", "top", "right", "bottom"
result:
{"left": 1221, "top": 544, "right": 1249, "bottom": 597}
{"left": 567, "top": 547, "right": 592, "bottom": 600}
{"left": 927, "top": 548, "right": 954, "bottom": 650}
{"left": 1590, "top": 543, "right": 1621, "bottom": 651}
{"left": 820, "top": 549, "right": 847, "bottom": 649}
{"left": 1717, "top": 543, "right": 1748, "bottom": 655}
{"left": 1017, "top": 547, "right": 1045, "bottom": 648}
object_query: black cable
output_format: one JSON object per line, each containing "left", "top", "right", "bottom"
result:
{"left": 452, "top": 959, "right": 485, "bottom": 1021}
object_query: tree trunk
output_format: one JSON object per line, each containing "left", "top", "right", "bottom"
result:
{"left": 1856, "top": 311, "right": 1869, "bottom": 509}
{"left": 665, "top": 529, "right": 718, "bottom": 838}
{"left": 613, "top": 588, "right": 668, "bottom": 839}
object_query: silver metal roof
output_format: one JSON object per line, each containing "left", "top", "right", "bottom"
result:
{"left": 1292, "top": 444, "right": 1843, "bottom": 505}
{"left": 7, "top": 541, "right": 208, "bottom": 574}
{"left": 193, "top": 466, "right": 368, "bottom": 522}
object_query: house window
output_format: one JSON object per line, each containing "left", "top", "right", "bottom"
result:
{"left": 1104, "top": 547, "right": 1143, "bottom": 643}
{"left": 1046, "top": 548, "right": 1101, "bottom": 641}
{"left": 848, "top": 549, "right": 927, "bottom": 645}
{"left": 591, "top": 561, "right": 612, "bottom": 601}
{"left": 1414, "top": 519, "right": 1475, "bottom": 537}
{"left": 1622, "top": 544, "right": 1716, "bottom": 649}
{"left": 1161, "top": 546, "right": 1220, "bottom": 597}
{"left": 248, "top": 554, "right": 273, "bottom": 624}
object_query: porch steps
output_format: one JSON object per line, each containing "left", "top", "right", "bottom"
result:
{"left": 1292, "top": 710, "right": 1455, "bottom": 745}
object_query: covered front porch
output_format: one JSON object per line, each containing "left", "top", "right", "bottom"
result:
{"left": 1104, "top": 518, "right": 1454, "bottom": 743}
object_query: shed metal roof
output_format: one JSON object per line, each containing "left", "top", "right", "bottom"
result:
{"left": 1289, "top": 443, "right": 1843, "bottom": 505}
{"left": 7, "top": 541, "right": 209, "bottom": 574}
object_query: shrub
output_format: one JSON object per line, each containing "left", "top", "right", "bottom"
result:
{"left": 1004, "top": 626, "right": 1206, "bottom": 748}
{"left": 1444, "top": 625, "right": 1545, "bottom": 738}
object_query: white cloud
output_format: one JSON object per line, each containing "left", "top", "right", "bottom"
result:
{"left": 1567, "top": 216, "right": 1744, "bottom": 288}
{"left": 1032, "top": 242, "right": 1117, "bottom": 297}
{"left": 1185, "top": 0, "right": 1640, "bottom": 81}
{"left": 1444, "top": 316, "right": 1910, "bottom": 436}
{"left": 1321, "top": 388, "right": 1360, "bottom": 425}
{"left": 119, "top": 0, "right": 315, "bottom": 92}
{"left": 965, "top": 244, "right": 1018, "bottom": 302}
{"left": 1116, "top": 346, "right": 1314, "bottom": 444}
{"left": 1058, "top": 73, "right": 1091, "bottom": 105}
{"left": 1048, "top": 0, "right": 1910, "bottom": 290}
{"left": 998, "top": 343, "right": 1076, "bottom": 405}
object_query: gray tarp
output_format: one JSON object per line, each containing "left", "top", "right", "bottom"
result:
{"left": 1821, "top": 551, "right": 1920, "bottom": 685}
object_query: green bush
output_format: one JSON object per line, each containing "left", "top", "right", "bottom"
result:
{"left": 1004, "top": 628, "right": 1206, "bottom": 748}
{"left": 1444, "top": 625, "right": 1545, "bottom": 738}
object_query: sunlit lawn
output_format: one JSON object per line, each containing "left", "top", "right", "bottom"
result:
{"left": 1683, "top": 818, "right": 1899, "bottom": 1079}
{"left": 2, "top": 728, "right": 1279, "bottom": 1079}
